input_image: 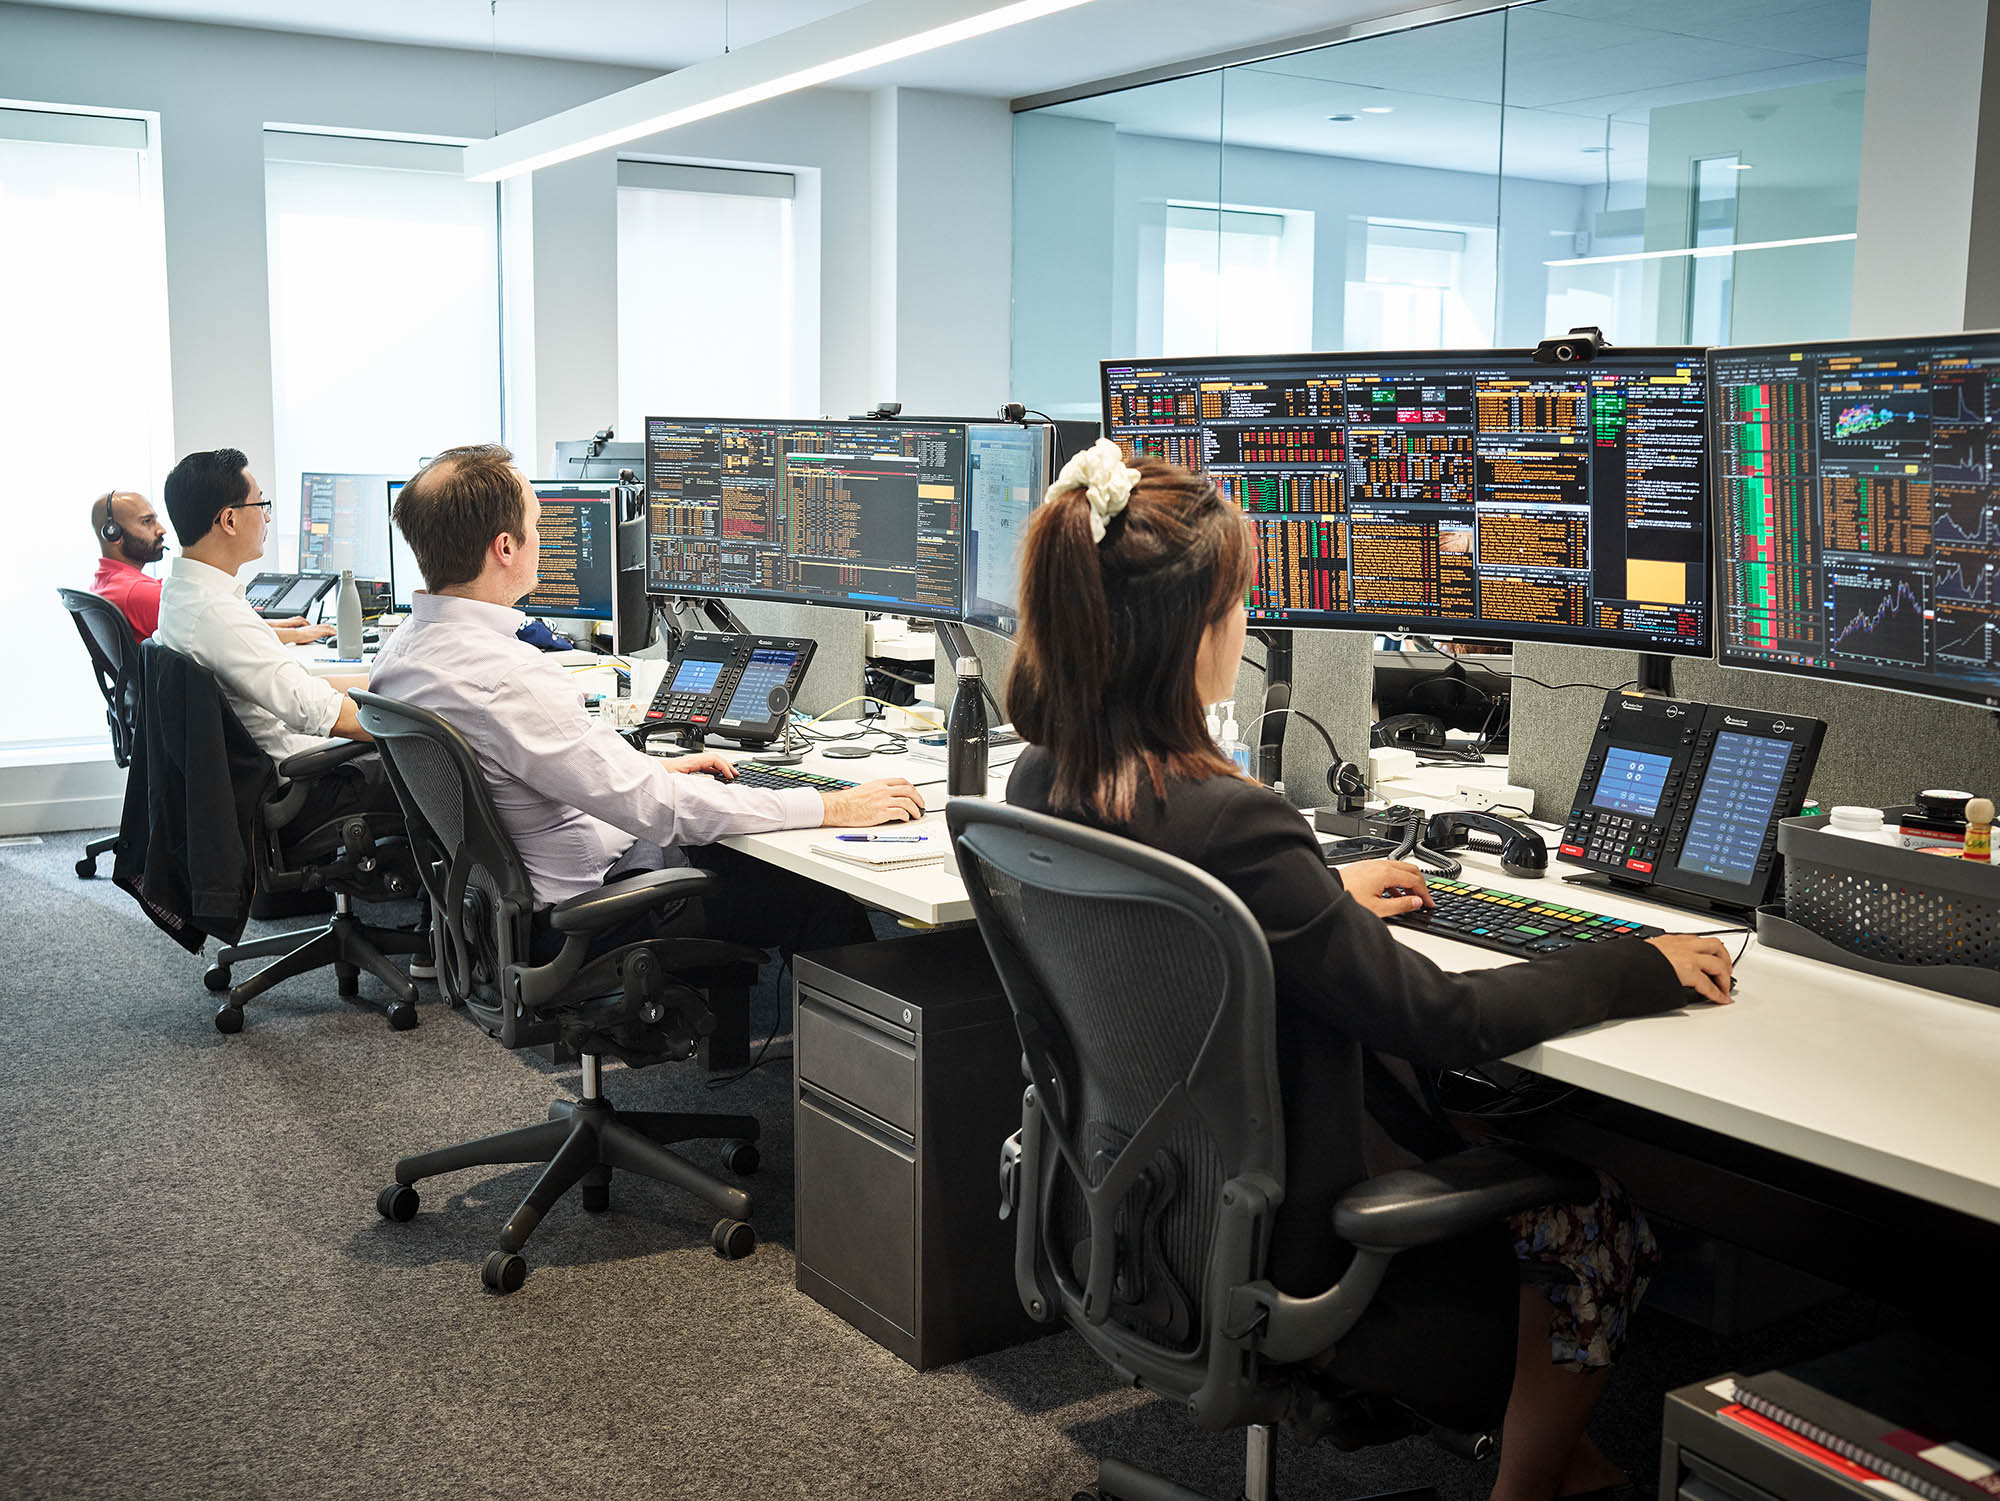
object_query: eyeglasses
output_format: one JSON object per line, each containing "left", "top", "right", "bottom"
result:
{"left": 214, "top": 499, "right": 273, "bottom": 525}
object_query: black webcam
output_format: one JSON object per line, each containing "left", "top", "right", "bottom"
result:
{"left": 1533, "top": 326, "right": 1609, "bottom": 365}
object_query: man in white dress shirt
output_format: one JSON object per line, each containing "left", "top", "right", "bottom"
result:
{"left": 371, "top": 443, "right": 922, "bottom": 957}
{"left": 155, "top": 447, "right": 398, "bottom": 835}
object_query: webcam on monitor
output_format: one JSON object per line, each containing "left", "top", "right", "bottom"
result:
{"left": 1534, "top": 326, "right": 1609, "bottom": 364}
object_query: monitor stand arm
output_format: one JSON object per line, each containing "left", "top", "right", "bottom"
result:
{"left": 656, "top": 596, "right": 751, "bottom": 654}
{"left": 1636, "top": 651, "right": 1675, "bottom": 695}
{"left": 1251, "top": 628, "right": 1294, "bottom": 788}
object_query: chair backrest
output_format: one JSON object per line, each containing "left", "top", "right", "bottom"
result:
{"left": 57, "top": 587, "right": 141, "bottom": 768}
{"left": 351, "top": 689, "right": 545, "bottom": 1048}
{"left": 947, "top": 799, "right": 1289, "bottom": 1429}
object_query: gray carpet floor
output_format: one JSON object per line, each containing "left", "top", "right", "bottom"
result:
{"left": 1, "top": 830, "right": 1885, "bottom": 1501}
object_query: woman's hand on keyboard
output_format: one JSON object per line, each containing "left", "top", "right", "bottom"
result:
{"left": 820, "top": 778, "right": 927, "bottom": 827}
{"left": 1339, "top": 859, "right": 1434, "bottom": 918}
{"left": 654, "top": 751, "right": 739, "bottom": 780}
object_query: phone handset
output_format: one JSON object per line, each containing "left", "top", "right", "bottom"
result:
{"left": 1423, "top": 809, "right": 1550, "bottom": 878}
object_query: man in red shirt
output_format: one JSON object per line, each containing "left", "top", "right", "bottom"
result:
{"left": 89, "top": 487, "right": 334, "bottom": 644}
{"left": 90, "top": 489, "right": 170, "bottom": 639}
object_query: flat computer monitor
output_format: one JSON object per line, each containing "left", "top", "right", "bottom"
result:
{"left": 385, "top": 480, "right": 620, "bottom": 632}
{"left": 643, "top": 416, "right": 970, "bottom": 620}
{"left": 1099, "top": 348, "right": 1711, "bottom": 655}
{"left": 299, "top": 472, "right": 398, "bottom": 578}
{"left": 1711, "top": 331, "right": 2000, "bottom": 711}
{"left": 962, "top": 422, "right": 1049, "bottom": 636}
{"left": 518, "top": 483, "right": 619, "bottom": 624}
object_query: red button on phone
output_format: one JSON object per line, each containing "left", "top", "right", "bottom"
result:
{"left": 1625, "top": 858, "right": 1653, "bottom": 874}
{"left": 1559, "top": 843, "right": 1585, "bottom": 857}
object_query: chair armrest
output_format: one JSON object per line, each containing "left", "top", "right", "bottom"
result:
{"left": 277, "top": 738, "right": 372, "bottom": 781}
{"left": 1332, "top": 1147, "right": 1596, "bottom": 1253}
{"left": 548, "top": 866, "right": 719, "bottom": 935}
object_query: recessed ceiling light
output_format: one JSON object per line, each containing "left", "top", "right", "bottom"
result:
{"left": 1729, "top": 162, "right": 1754, "bottom": 170}
{"left": 1361, "top": 106, "right": 1394, "bottom": 114}
{"left": 1328, "top": 113, "right": 1357, "bottom": 122}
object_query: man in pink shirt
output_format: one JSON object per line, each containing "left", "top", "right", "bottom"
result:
{"left": 89, "top": 489, "right": 170, "bottom": 640}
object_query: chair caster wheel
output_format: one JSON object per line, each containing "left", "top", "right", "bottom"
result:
{"left": 482, "top": 1250, "right": 527, "bottom": 1294}
{"left": 377, "top": 1184, "right": 419, "bottom": 1221}
{"left": 711, "top": 1219, "right": 755, "bottom": 1260}
{"left": 1073, "top": 1491, "right": 1099, "bottom": 1501}
{"left": 214, "top": 1004, "right": 244, "bottom": 1034}
{"left": 385, "top": 1001, "right": 418, "bottom": 1032}
{"left": 75, "top": 858, "right": 96, "bottom": 879}
{"left": 723, "top": 1140, "right": 760, "bottom": 1176}
{"left": 581, "top": 1184, "right": 610, "bottom": 1213}
{"left": 204, "top": 966, "right": 232, "bottom": 993}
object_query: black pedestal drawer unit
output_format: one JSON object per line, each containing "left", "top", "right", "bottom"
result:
{"left": 793, "top": 929, "right": 1044, "bottom": 1369}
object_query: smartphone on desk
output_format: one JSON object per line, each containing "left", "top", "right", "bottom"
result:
{"left": 1323, "top": 835, "right": 1403, "bottom": 866}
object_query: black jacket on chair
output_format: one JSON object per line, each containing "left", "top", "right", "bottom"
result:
{"left": 113, "top": 643, "right": 276, "bottom": 953}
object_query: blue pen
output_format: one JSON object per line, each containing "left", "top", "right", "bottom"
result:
{"left": 836, "top": 834, "right": 926, "bottom": 842}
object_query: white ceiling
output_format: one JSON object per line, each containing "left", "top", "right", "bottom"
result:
{"left": 1047, "top": 0, "right": 1870, "bottom": 183}
{"left": 9, "top": 0, "right": 1415, "bottom": 99}
{"left": 15, "top": 0, "right": 1873, "bottom": 184}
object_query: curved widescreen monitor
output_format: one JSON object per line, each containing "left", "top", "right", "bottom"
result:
{"left": 1711, "top": 331, "right": 2000, "bottom": 711}
{"left": 1100, "top": 348, "right": 1711, "bottom": 654}
{"left": 643, "top": 416, "right": 968, "bottom": 621}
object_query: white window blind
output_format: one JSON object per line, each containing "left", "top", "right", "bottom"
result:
{"left": 0, "top": 110, "right": 172, "bottom": 750}
{"left": 265, "top": 138, "right": 501, "bottom": 571}
{"left": 1161, "top": 204, "right": 1313, "bottom": 358}
{"left": 1344, "top": 219, "right": 1492, "bottom": 351}
{"left": 617, "top": 169, "right": 797, "bottom": 434}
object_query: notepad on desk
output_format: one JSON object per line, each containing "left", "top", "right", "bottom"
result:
{"left": 808, "top": 833, "right": 949, "bottom": 870}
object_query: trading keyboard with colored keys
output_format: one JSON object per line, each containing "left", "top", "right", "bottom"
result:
{"left": 1387, "top": 878, "right": 1663, "bottom": 958}
{"left": 725, "top": 762, "right": 857, "bottom": 793}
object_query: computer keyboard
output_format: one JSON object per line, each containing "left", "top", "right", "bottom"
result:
{"left": 1386, "top": 878, "right": 1662, "bottom": 959}
{"left": 726, "top": 762, "right": 856, "bottom": 793}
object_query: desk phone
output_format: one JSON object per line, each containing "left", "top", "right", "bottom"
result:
{"left": 244, "top": 572, "right": 338, "bottom": 620}
{"left": 643, "top": 632, "right": 816, "bottom": 748}
{"left": 1558, "top": 689, "right": 1825, "bottom": 911}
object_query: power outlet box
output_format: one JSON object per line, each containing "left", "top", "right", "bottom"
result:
{"left": 1452, "top": 781, "right": 1535, "bottom": 817}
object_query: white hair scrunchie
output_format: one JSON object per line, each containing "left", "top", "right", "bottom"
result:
{"left": 1051, "top": 437, "right": 1141, "bottom": 544}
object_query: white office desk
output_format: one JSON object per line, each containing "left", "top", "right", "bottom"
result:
{"left": 721, "top": 744, "right": 2000, "bottom": 1224}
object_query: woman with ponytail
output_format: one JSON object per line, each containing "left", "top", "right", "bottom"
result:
{"left": 1006, "top": 441, "right": 1734, "bottom": 1501}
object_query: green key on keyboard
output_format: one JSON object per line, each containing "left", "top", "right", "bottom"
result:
{"left": 728, "top": 762, "right": 856, "bottom": 792}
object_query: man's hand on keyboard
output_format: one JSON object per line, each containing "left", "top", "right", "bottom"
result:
{"left": 655, "top": 751, "right": 738, "bottom": 779}
{"left": 820, "top": 778, "right": 926, "bottom": 827}
{"left": 1339, "top": 859, "right": 1434, "bottom": 919}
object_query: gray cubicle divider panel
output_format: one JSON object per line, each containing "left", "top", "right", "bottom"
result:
{"left": 729, "top": 600, "right": 868, "bottom": 721}
{"left": 935, "top": 623, "right": 1016, "bottom": 727}
{"left": 1233, "top": 627, "right": 1374, "bottom": 812}
{"left": 1507, "top": 643, "right": 2000, "bottom": 818}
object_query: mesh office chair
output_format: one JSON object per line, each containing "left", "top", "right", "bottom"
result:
{"left": 353, "top": 690, "right": 767, "bottom": 1294}
{"left": 56, "top": 587, "right": 142, "bottom": 878}
{"left": 120, "top": 643, "right": 426, "bottom": 1032}
{"left": 948, "top": 801, "right": 1594, "bottom": 1501}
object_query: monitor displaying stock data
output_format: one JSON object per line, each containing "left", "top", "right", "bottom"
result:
{"left": 962, "top": 422, "right": 1049, "bottom": 635}
{"left": 386, "top": 480, "right": 618, "bottom": 623}
{"left": 1712, "top": 332, "right": 2000, "bottom": 710}
{"left": 1099, "top": 349, "right": 1711, "bottom": 654}
{"left": 298, "top": 472, "right": 398, "bottom": 579}
{"left": 643, "top": 417, "right": 970, "bottom": 619}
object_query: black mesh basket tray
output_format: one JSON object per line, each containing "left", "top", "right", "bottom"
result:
{"left": 1755, "top": 812, "right": 2000, "bottom": 1007}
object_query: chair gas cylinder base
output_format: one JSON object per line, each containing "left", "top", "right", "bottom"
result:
{"left": 376, "top": 1054, "right": 761, "bottom": 1294}
{"left": 208, "top": 891, "right": 426, "bottom": 1033}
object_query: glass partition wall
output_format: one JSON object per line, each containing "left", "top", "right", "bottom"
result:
{"left": 1012, "top": 0, "right": 1871, "bottom": 419}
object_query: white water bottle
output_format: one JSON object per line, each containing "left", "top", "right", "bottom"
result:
{"left": 336, "top": 568, "right": 363, "bottom": 657}
{"left": 1219, "top": 711, "right": 1253, "bottom": 776}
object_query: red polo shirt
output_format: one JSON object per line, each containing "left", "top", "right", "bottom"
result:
{"left": 92, "top": 555, "right": 164, "bottom": 640}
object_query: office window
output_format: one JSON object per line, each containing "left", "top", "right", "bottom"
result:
{"left": 617, "top": 164, "right": 798, "bottom": 434}
{"left": 1344, "top": 221, "right": 1493, "bottom": 351}
{"left": 265, "top": 134, "right": 502, "bottom": 572}
{"left": 1686, "top": 155, "right": 1741, "bottom": 346}
{"left": 0, "top": 106, "right": 171, "bottom": 751}
{"left": 1161, "top": 204, "right": 1314, "bottom": 357}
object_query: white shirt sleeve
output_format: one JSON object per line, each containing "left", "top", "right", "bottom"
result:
{"left": 482, "top": 661, "right": 824, "bottom": 844}
{"left": 201, "top": 595, "right": 344, "bottom": 738}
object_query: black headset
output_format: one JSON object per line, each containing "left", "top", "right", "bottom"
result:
{"left": 97, "top": 491, "right": 124, "bottom": 543}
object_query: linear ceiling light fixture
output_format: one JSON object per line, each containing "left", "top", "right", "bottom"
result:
{"left": 464, "top": 0, "right": 1098, "bottom": 182}
{"left": 1545, "top": 232, "right": 1857, "bottom": 269}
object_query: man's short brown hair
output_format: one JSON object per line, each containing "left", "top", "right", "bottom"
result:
{"left": 393, "top": 444, "right": 527, "bottom": 592}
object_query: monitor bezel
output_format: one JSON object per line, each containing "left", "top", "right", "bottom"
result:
{"left": 1708, "top": 329, "right": 2000, "bottom": 714}
{"left": 641, "top": 414, "right": 971, "bottom": 623}
{"left": 1097, "top": 345, "right": 1713, "bottom": 657}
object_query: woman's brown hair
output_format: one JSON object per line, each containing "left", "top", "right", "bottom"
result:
{"left": 1007, "top": 453, "right": 1255, "bottom": 823}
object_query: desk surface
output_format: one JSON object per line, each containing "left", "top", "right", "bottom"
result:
{"left": 722, "top": 743, "right": 2000, "bottom": 1226}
